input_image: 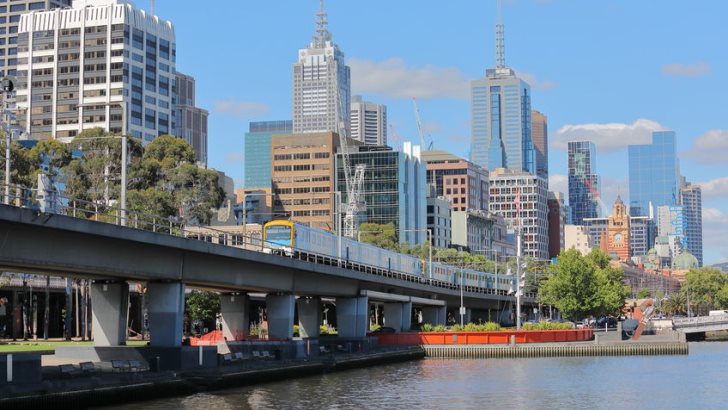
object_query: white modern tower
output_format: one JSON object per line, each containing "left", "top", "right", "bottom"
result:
{"left": 16, "top": 0, "right": 175, "bottom": 142}
{"left": 469, "top": 4, "right": 534, "bottom": 173}
{"left": 292, "top": 0, "right": 351, "bottom": 135}
{"left": 350, "top": 96, "right": 386, "bottom": 146}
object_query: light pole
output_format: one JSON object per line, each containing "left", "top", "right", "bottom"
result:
{"left": 515, "top": 225, "right": 523, "bottom": 330}
{"left": 78, "top": 102, "right": 128, "bottom": 226}
{"left": 460, "top": 267, "right": 465, "bottom": 326}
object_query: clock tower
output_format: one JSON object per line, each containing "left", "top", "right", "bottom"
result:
{"left": 607, "top": 196, "right": 631, "bottom": 261}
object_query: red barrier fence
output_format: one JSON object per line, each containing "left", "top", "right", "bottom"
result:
{"left": 375, "top": 329, "right": 594, "bottom": 345}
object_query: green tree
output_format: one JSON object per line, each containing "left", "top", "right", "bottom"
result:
{"left": 661, "top": 293, "right": 687, "bottom": 316}
{"left": 359, "top": 222, "right": 399, "bottom": 250}
{"left": 594, "top": 264, "right": 630, "bottom": 316}
{"left": 636, "top": 289, "right": 652, "bottom": 299}
{"left": 684, "top": 268, "right": 728, "bottom": 315}
{"left": 184, "top": 290, "right": 220, "bottom": 334}
{"left": 537, "top": 249, "right": 602, "bottom": 320}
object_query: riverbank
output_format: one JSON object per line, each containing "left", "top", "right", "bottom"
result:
{"left": 0, "top": 346, "right": 424, "bottom": 409}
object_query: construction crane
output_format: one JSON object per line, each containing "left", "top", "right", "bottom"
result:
{"left": 412, "top": 97, "right": 433, "bottom": 150}
{"left": 337, "top": 92, "right": 366, "bottom": 239}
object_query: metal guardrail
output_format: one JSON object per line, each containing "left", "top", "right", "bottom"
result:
{"left": 0, "top": 182, "right": 536, "bottom": 299}
{"left": 673, "top": 314, "right": 728, "bottom": 328}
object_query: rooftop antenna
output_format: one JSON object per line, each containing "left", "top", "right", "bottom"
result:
{"left": 495, "top": 0, "right": 506, "bottom": 69}
{"left": 150, "top": 0, "right": 155, "bottom": 16}
{"left": 314, "top": 0, "right": 331, "bottom": 47}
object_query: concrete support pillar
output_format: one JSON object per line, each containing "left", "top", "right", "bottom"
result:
{"left": 146, "top": 282, "right": 185, "bottom": 347}
{"left": 220, "top": 293, "right": 249, "bottom": 341}
{"left": 296, "top": 297, "right": 322, "bottom": 338}
{"left": 422, "top": 306, "right": 447, "bottom": 326}
{"left": 90, "top": 281, "right": 129, "bottom": 346}
{"left": 384, "top": 302, "right": 412, "bottom": 332}
{"left": 336, "top": 296, "right": 368, "bottom": 338}
{"left": 266, "top": 294, "right": 295, "bottom": 340}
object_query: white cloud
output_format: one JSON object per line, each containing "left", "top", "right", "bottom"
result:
{"left": 704, "top": 208, "right": 728, "bottom": 262}
{"left": 661, "top": 62, "right": 711, "bottom": 77}
{"left": 514, "top": 70, "right": 558, "bottom": 91}
{"left": 684, "top": 130, "right": 728, "bottom": 165}
{"left": 548, "top": 174, "right": 567, "bottom": 195}
{"left": 349, "top": 58, "right": 469, "bottom": 99}
{"left": 552, "top": 119, "right": 667, "bottom": 152}
{"left": 224, "top": 152, "right": 244, "bottom": 163}
{"left": 213, "top": 100, "right": 270, "bottom": 118}
{"left": 699, "top": 177, "right": 728, "bottom": 200}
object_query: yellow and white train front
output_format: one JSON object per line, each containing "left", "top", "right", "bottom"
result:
{"left": 262, "top": 220, "right": 295, "bottom": 256}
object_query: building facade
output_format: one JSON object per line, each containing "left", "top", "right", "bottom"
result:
{"left": 271, "top": 132, "right": 339, "bottom": 231}
{"left": 335, "top": 142, "right": 427, "bottom": 245}
{"left": 174, "top": 71, "right": 208, "bottom": 166}
{"left": 292, "top": 2, "right": 350, "bottom": 135}
{"left": 244, "top": 120, "right": 292, "bottom": 193}
{"left": 605, "top": 197, "right": 631, "bottom": 262}
{"left": 16, "top": 0, "right": 175, "bottom": 142}
{"left": 568, "top": 141, "right": 600, "bottom": 225}
{"left": 583, "top": 215, "right": 654, "bottom": 260}
{"left": 564, "top": 224, "right": 591, "bottom": 255}
{"left": 680, "top": 179, "right": 703, "bottom": 267}
{"left": 422, "top": 149, "right": 489, "bottom": 212}
{"left": 489, "top": 168, "right": 549, "bottom": 260}
{"left": 427, "top": 196, "right": 451, "bottom": 249}
{"left": 0, "top": 0, "right": 71, "bottom": 78}
{"left": 350, "top": 95, "right": 386, "bottom": 146}
{"left": 452, "top": 209, "right": 497, "bottom": 254}
{"left": 531, "top": 110, "right": 548, "bottom": 182}
{"left": 547, "top": 191, "right": 566, "bottom": 259}
{"left": 628, "top": 131, "right": 680, "bottom": 216}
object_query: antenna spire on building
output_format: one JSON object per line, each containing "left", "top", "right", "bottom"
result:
{"left": 495, "top": 0, "right": 506, "bottom": 69}
{"left": 314, "top": 0, "right": 332, "bottom": 47}
{"left": 150, "top": 0, "right": 155, "bottom": 16}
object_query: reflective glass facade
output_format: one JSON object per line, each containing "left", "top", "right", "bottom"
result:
{"left": 628, "top": 131, "right": 680, "bottom": 216}
{"left": 244, "top": 120, "right": 292, "bottom": 189}
{"left": 568, "top": 141, "right": 600, "bottom": 225}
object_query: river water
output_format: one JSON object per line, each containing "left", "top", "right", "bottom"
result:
{"left": 108, "top": 342, "right": 728, "bottom": 410}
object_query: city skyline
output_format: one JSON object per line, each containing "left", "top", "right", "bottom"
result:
{"left": 115, "top": 1, "right": 726, "bottom": 264}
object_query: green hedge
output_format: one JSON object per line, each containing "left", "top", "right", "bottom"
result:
{"left": 416, "top": 321, "right": 572, "bottom": 332}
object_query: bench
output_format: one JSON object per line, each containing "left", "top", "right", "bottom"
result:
{"left": 79, "top": 361, "right": 97, "bottom": 373}
{"left": 111, "top": 360, "right": 129, "bottom": 372}
{"left": 59, "top": 364, "right": 79, "bottom": 376}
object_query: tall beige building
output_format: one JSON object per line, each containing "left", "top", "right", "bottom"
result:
{"left": 532, "top": 110, "right": 548, "bottom": 182}
{"left": 271, "top": 132, "right": 341, "bottom": 230}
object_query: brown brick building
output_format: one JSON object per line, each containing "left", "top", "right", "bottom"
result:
{"left": 422, "top": 150, "right": 489, "bottom": 212}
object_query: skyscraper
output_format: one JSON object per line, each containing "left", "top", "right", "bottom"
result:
{"left": 16, "top": 0, "right": 176, "bottom": 142}
{"left": 680, "top": 179, "right": 703, "bottom": 266}
{"left": 470, "top": 12, "right": 534, "bottom": 173}
{"left": 175, "top": 72, "right": 208, "bottom": 166}
{"left": 568, "top": 141, "right": 601, "bottom": 225}
{"left": 532, "top": 110, "right": 548, "bottom": 182}
{"left": 292, "top": 1, "right": 350, "bottom": 135}
{"left": 628, "top": 131, "right": 680, "bottom": 216}
{"left": 350, "top": 96, "right": 386, "bottom": 146}
{"left": 244, "top": 120, "right": 292, "bottom": 189}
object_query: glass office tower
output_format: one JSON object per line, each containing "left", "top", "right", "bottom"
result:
{"left": 244, "top": 120, "right": 292, "bottom": 189}
{"left": 628, "top": 131, "right": 680, "bottom": 216}
{"left": 568, "top": 141, "right": 600, "bottom": 225}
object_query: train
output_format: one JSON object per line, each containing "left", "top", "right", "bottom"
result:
{"left": 262, "top": 220, "right": 514, "bottom": 292}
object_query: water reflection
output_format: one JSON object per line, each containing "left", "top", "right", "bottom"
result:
{"left": 105, "top": 343, "right": 728, "bottom": 410}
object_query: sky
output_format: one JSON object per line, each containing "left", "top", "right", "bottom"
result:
{"left": 135, "top": 0, "right": 728, "bottom": 265}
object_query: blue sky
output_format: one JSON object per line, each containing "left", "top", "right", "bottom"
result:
{"left": 137, "top": 0, "right": 727, "bottom": 264}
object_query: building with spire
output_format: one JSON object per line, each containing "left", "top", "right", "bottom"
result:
{"left": 604, "top": 196, "right": 631, "bottom": 262}
{"left": 292, "top": 0, "right": 351, "bottom": 135}
{"left": 470, "top": 5, "right": 534, "bottom": 174}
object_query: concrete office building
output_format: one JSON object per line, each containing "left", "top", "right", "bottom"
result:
{"left": 16, "top": 0, "right": 175, "bottom": 142}
{"left": 564, "top": 225, "right": 591, "bottom": 255}
{"left": 292, "top": 1, "right": 350, "bottom": 135}
{"left": 451, "top": 209, "right": 511, "bottom": 256}
{"left": 335, "top": 142, "right": 427, "bottom": 245}
{"left": 489, "top": 168, "right": 549, "bottom": 260}
{"left": 568, "top": 141, "right": 600, "bottom": 225}
{"left": 470, "top": 15, "right": 534, "bottom": 173}
{"left": 532, "top": 110, "right": 548, "bottom": 182}
{"left": 350, "top": 95, "right": 386, "bottom": 146}
{"left": 174, "top": 71, "right": 208, "bottom": 166}
{"left": 629, "top": 131, "right": 680, "bottom": 216}
{"left": 427, "top": 196, "right": 451, "bottom": 249}
{"left": 422, "top": 149, "right": 489, "bottom": 212}
{"left": 271, "top": 132, "right": 341, "bottom": 231}
{"left": 244, "top": 120, "right": 293, "bottom": 202}
{"left": 0, "top": 0, "right": 71, "bottom": 78}
{"left": 680, "top": 179, "right": 703, "bottom": 266}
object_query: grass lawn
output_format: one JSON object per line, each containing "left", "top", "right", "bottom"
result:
{"left": 0, "top": 340, "right": 148, "bottom": 352}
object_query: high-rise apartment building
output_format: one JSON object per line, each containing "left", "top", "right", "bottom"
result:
{"left": 422, "top": 149, "right": 489, "bottom": 212}
{"left": 568, "top": 141, "right": 600, "bottom": 225}
{"left": 16, "top": 0, "right": 175, "bottom": 141}
{"left": 335, "top": 143, "right": 427, "bottom": 245}
{"left": 489, "top": 168, "right": 549, "bottom": 260}
{"left": 470, "top": 15, "right": 534, "bottom": 173}
{"left": 0, "top": 0, "right": 71, "bottom": 78}
{"left": 174, "top": 71, "right": 208, "bottom": 166}
{"left": 292, "top": 2, "right": 350, "bottom": 135}
{"left": 628, "top": 131, "right": 680, "bottom": 216}
{"left": 350, "top": 96, "right": 386, "bottom": 146}
{"left": 427, "top": 196, "right": 451, "bottom": 249}
{"left": 532, "top": 110, "right": 548, "bottom": 182}
{"left": 271, "top": 132, "right": 340, "bottom": 231}
{"left": 680, "top": 179, "right": 703, "bottom": 266}
{"left": 244, "top": 120, "right": 292, "bottom": 193}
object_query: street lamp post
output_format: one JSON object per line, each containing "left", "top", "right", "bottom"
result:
{"left": 515, "top": 226, "right": 523, "bottom": 330}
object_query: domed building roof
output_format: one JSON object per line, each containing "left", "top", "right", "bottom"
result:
{"left": 672, "top": 250, "right": 699, "bottom": 270}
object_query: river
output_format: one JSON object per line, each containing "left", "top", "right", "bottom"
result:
{"left": 106, "top": 342, "right": 728, "bottom": 410}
